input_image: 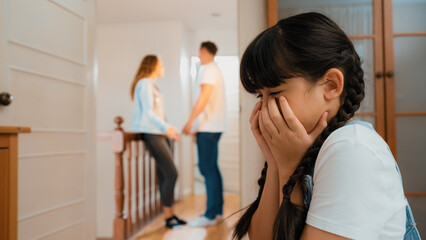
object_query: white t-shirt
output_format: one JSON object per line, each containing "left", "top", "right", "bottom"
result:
{"left": 306, "top": 122, "right": 407, "bottom": 240}
{"left": 195, "top": 61, "right": 226, "bottom": 132}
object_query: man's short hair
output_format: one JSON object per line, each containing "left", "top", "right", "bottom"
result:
{"left": 200, "top": 41, "right": 218, "bottom": 55}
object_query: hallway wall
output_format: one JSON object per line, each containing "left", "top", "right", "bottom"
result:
{"left": 238, "top": 0, "right": 268, "bottom": 207}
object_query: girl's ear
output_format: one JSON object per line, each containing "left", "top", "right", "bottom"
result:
{"left": 322, "top": 68, "right": 344, "bottom": 101}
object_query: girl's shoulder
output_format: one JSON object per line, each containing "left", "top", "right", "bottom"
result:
{"left": 316, "top": 121, "right": 398, "bottom": 177}
{"left": 321, "top": 121, "right": 390, "bottom": 159}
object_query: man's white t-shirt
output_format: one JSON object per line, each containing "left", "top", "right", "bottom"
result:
{"left": 195, "top": 61, "right": 226, "bottom": 132}
{"left": 306, "top": 122, "right": 407, "bottom": 239}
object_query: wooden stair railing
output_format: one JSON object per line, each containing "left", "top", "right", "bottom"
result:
{"left": 112, "top": 117, "right": 162, "bottom": 240}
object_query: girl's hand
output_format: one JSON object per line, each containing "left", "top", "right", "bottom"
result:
{"left": 259, "top": 96, "right": 328, "bottom": 174}
{"left": 250, "top": 101, "right": 278, "bottom": 169}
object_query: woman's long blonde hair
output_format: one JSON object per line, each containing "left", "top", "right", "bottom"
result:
{"left": 130, "top": 55, "right": 159, "bottom": 101}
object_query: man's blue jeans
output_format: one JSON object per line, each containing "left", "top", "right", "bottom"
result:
{"left": 196, "top": 132, "right": 223, "bottom": 220}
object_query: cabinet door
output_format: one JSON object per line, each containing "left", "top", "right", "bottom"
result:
{"left": 384, "top": 0, "right": 426, "bottom": 236}
{"left": 0, "top": 148, "right": 9, "bottom": 240}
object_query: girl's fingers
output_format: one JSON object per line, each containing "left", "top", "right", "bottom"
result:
{"left": 251, "top": 111, "right": 264, "bottom": 141}
{"left": 249, "top": 101, "right": 262, "bottom": 123}
{"left": 309, "top": 111, "right": 328, "bottom": 139}
{"left": 250, "top": 110, "right": 261, "bottom": 133}
{"left": 252, "top": 111, "right": 277, "bottom": 164}
{"left": 259, "top": 110, "right": 272, "bottom": 141}
{"left": 261, "top": 105, "right": 279, "bottom": 136}
{"left": 267, "top": 97, "right": 289, "bottom": 133}
{"left": 279, "top": 96, "right": 305, "bottom": 132}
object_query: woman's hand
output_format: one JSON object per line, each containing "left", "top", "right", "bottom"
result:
{"left": 250, "top": 101, "right": 278, "bottom": 169}
{"left": 166, "top": 126, "right": 181, "bottom": 141}
{"left": 259, "top": 96, "right": 328, "bottom": 174}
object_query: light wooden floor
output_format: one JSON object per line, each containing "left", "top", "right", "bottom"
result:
{"left": 130, "top": 194, "right": 241, "bottom": 240}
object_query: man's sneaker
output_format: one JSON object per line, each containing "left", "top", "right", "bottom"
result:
{"left": 215, "top": 214, "right": 223, "bottom": 221}
{"left": 188, "top": 216, "right": 217, "bottom": 227}
{"left": 165, "top": 215, "right": 187, "bottom": 229}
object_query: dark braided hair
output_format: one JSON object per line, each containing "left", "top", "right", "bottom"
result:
{"left": 233, "top": 12, "right": 365, "bottom": 240}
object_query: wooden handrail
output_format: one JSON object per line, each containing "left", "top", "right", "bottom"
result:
{"left": 112, "top": 116, "right": 162, "bottom": 240}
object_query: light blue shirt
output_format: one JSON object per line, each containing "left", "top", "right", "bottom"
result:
{"left": 131, "top": 78, "right": 169, "bottom": 134}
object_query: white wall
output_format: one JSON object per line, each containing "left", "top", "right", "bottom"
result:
{"left": 188, "top": 30, "right": 239, "bottom": 56}
{"left": 238, "top": 0, "right": 267, "bottom": 207}
{"left": 96, "top": 20, "right": 193, "bottom": 238}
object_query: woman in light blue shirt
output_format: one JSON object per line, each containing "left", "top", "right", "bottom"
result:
{"left": 130, "top": 55, "right": 186, "bottom": 228}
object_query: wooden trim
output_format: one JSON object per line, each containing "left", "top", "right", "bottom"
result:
{"left": 0, "top": 126, "right": 31, "bottom": 134}
{"left": 373, "top": 0, "right": 386, "bottom": 139}
{"left": 126, "top": 141, "right": 132, "bottom": 235}
{"left": 394, "top": 31, "right": 426, "bottom": 37}
{"left": 405, "top": 192, "right": 426, "bottom": 197}
{"left": 267, "top": 0, "right": 278, "bottom": 28}
{"left": 383, "top": 0, "right": 397, "bottom": 157}
{"left": 348, "top": 34, "right": 375, "bottom": 39}
{"left": 396, "top": 112, "right": 426, "bottom": 117}
{"left": 9, "top": 135, "right": 17, "bottom": 240}
{"left": 0, "top": 149, "right": 10, "bottom": 240}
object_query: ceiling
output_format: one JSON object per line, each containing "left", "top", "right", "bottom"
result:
{"left": 97, "top": 0, "right": 238, "bottom": 31}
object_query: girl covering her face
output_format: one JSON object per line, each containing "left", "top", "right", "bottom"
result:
{"left": 233, "top": 12, "right": 420, "bottom": 240}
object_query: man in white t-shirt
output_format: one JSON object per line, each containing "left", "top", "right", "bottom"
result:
{"left": 182, "top": 41, "right": 226, "bottom": 227}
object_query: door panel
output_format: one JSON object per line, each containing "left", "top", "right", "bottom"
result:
{"left": 396, "top": 116, "right": 426, "bottom": 193}
{"left": 393, "top": 0, "right": 426, "bottom": 33}
{"left": 0, "top": 0, "right": 96, "bottom": 239}
{"left": 394, "top": 36, "right": 426, "bottom": 112}
{"left": 278, "top": 0, "right": 373, "bottom": 35}
{"left": 388, "top": 0, "right": 426, "bottom": 235}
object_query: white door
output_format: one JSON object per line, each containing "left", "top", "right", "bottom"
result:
{"left": 0, "top": 0, "right": 97, "bottom": 239}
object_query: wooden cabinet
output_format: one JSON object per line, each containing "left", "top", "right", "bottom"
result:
{"left": 0, "top": 126, "right": 30, "bottom": 240}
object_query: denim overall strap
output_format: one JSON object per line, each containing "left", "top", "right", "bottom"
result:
{"left": 302, "top": 120, "right": 421, "bottom": 239}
